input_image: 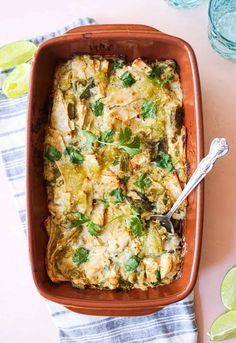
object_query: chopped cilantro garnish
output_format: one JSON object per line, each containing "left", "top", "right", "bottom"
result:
{"left": 69, "top": 212, "right": 103, "bottom": 237}
{"left": 69, "top": 212, "right": 90, "bottom": 228}
{"left": 135, "top": 173, "right": 152, "bottom": 191}
{"left": 45, "top": 146, "right": 61, "bottom": 161}
{"left": 148, "top": 65, "right": 163, "bottom": 80}
{"left": 121, "top": 175, "right": 130, "bottom": 183}
{"left": 151, "top": 270, "right": 161, "bottom": 286}
{"left": 141, "top": 100, "right": 157, "bottom": 119}
{"left": 99, "top": 129, "right": 115, "bottom": 147}
{"left": 120, "top": 71, "right": 136, "bottom": 87}
{"left": 64, "top": 146, "right": 84, "bottom": 164}
{"left": 118, "top": 128, "right": 140, "bottom": 156}
{"left": 130, "top": 208, "right": 143, "bottom": 237}
{"left": 113, "top": 59, "right": 125, "bottom": 71}
{"left": 125, "top": 255, "right": 140, "bottom": 272}
{"left": 72, "top": 247, "right": 89, "bottom": 266}
{"left": 110, "top": 188, "right": 124, "bottom": 203}
{"left": 112, "top": 160, "right": 119, "bottom": 166}
{"left": 90, "top": 99, "right": 104, "bottom": 117}
{"left": 87, "top": 221, "right": 102, "bottom": 237}
{"left": 147, "top": 65, "right": 174, "bottom": 88}
{"left": 119, "top": 127, "right": 132, "bottom": 144}
{"left": 155, "top": 151, "right": 174, "bottom": 171}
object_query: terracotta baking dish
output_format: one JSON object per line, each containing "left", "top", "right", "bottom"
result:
{"left": 27, "top": 24, "right": 203, "bottom": 316}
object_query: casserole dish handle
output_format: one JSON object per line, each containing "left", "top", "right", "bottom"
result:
{"left": 65, "top": 24, "right": 161, "bottom": 35}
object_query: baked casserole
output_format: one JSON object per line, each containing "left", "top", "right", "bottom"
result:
{"left": 44, "top": 54, "right": 186, "bottom": 290}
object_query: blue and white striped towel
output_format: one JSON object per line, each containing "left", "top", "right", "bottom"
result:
{"left": 0, "top": 18, "right": 198, "bottom": 343}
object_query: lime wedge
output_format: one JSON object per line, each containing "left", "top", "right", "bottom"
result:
{"left": 2, "top": 63, "right": 31, "bottom": 98}
{"left": 208, "top": 311, "right": 236, "bottom": 341}
{"left": 221, "top": 266, "right": 236, "bottom": 310}
{"left": 0, "top": 41, "right": 37, "bottom": 70}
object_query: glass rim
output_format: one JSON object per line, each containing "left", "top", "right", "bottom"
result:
{"left": 208, "top": 0, "right": 236, "bottom": 46}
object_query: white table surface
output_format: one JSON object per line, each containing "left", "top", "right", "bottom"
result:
{"left": 1, "top": 1, "right": 236, "bottom": 342}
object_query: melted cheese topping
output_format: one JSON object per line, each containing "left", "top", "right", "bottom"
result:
{"left": 44, "top": 55, "right": 186, "bottom": 290}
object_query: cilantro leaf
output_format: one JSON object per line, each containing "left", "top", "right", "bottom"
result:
{"left": 119, "top": 127, "right": 132, "bottom": 144}
{"left": 91, "top": 99, "right": 104, "bottom": 117}
{"left": 147, "top": 66, "right": 174, "bottom": 88}
{"left": 118, "top": 128, "right": 140, "bottom": 156}
{"left": 64, "top": 146, "right": 84, "bottom": 164}
{"left": 121, "top": 175, "right": 130, "bottom": 183}
{"left": 69, "top": 212, "right": 90, "bottom": 228}
{"left": 155, "top": 151, "right": 174, "bottom": 171}
{"left": 141, "top": 100, "right": 157, "bottom": 119}
{"left": 113, "top": 59, "right": 125, "bottom": 71}
{"left": 130, "top": 208, "right": 143, "bottom": 237}
{"left": 120, "top": 137, "right": 140, "bottom": 156}
{"left": 151, "top": 270, "right": 161, "bottom": 286}
{"left": 112, "top": 160, "right": 119, "bottom": 166}
{"left": 110, "top": 188, "right": 124, "bottom": 203}
{"left": 148, "top": 65, "right": 163, "bottom": 80}
{"left": 120, "top": 71, "right": 136, "bottom": 87}
{"left": 69, "top": 212, "right": 103, "bottom": 236}
{"left": 87, "top": 221, "right": 102, "bottom": 237}
{"left": 45, "top": 146, "right": 61, "bottom": 161}
{"left": 99, "top": 129, "right": 115, "bottom": 147}
{"left": 101, "top": 194, "right": 109, "bottom": 209}
{"left": 72, "top": 247, "right": 89, "bottom": 266}
{"left": 135, "top": 173, "right": 152, "bottom": 191}
{"left": 125, "top": 255, "right": 140, "bottom": 272}
{"left": 82, "top": 130, "right": 97, "bottom": 150}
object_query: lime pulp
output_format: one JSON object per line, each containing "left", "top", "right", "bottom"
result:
{"left": 208, "top": 310, "right": 236, "bottom": 341}
{"left": 2, "top": 63, "right": 31, "bottom": 98}
{"left": 0, "top": 40, "right": 37, "bottom": 70}
{"left": 221, "top": 266, "right": 236, "bottom": 310}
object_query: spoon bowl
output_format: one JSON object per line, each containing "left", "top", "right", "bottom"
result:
{"left": 153, "top": 214, "right": 175, "bottom": 234}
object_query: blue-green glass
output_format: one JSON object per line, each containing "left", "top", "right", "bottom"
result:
{"left": 208, "top": 0, "right": 236, "bottom": 59}
{"left": 167, "top": 0, "right": 203, "bottom": 8}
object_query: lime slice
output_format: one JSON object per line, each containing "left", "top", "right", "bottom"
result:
{"left": 0, "top": 41, "right": 37, "bottom": 70}
{"left": 208, "top": 311, "right": 236, "bottom": 341}
{"left": 221, "top": 266, "right": 236, "bottom": 310}
{"left": 2, "top": 63, "right": 31, "bottom": 98}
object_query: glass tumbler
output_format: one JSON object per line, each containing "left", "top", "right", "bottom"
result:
{"left": 167, "top": 0, "right": 203, "bottom": 8}
{"left": 208, "top": 0, "right": 236, "bottom": 59}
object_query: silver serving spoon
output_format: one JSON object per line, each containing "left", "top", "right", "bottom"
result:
{"left": 151, "top": 138, "right": 229, "bottom": 233}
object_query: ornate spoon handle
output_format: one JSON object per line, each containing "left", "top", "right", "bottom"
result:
{"left": 166, "top": 138, "right": 229, "bottom": 219}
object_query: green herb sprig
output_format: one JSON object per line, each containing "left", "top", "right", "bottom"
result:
{"left": 120, "top": 71, "right": 136, "bottom": 87}
{"left": 155, "top": 151, "right": 174, "bottom": 172}
{"left": 118, "top": 128, "right": 140, "bottom": 156}
{"left": 45, "top": 146, "right": 61, "bottom": 161}
{"left": 135, "top": 173, "right": 152, "bottom": 191}
{"left": 72, "top": 247, "right": 89, "bottom": 266}
{"left": 64, "top": 146, "right": 84, "bottom": 164}
{"left": 125, "top": 255, "right": 140, "bottom": 272}
{"left": 91, "top": 99, "right": 104, "bottom": 117}
{"left": 110, "top": 188, "right": 124, "bottom": 203}
{"left": 130, "top": 207, "right": 143, "bottom": 237}
{"left": 69, "top": 212, "right": 102, "bottom": 237}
